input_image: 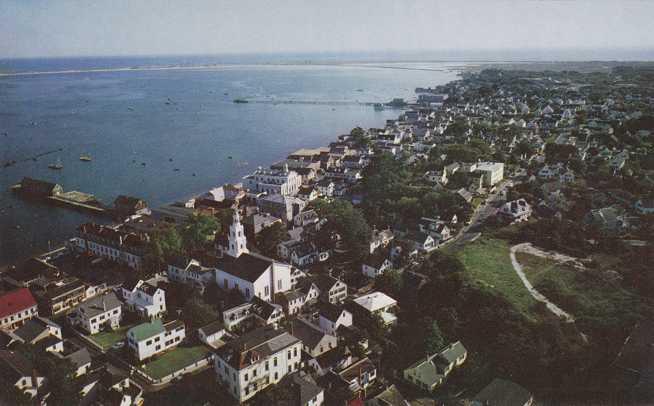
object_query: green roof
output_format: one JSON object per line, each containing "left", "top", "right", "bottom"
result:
{"left": 128, "top": 319, "right": 164, "bottom": 342}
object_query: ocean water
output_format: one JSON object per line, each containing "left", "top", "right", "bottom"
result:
{"left": 0, "top": 56, "right": 465, "bottom": 264}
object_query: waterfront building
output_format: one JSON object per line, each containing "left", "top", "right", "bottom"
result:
{"left": 244, "top": 165, "right": 302, "bottom": 196}
{"left": 75, "top": 223, "right": 148, "bottom": 270}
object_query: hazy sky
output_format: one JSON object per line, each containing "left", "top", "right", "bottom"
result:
{"left": 2, "top": 0, "right": 654, "bottom": 58}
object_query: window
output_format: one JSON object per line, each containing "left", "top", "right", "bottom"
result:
{"left": 287, "top": 350, "right": 291, "bottom": 360}
{"left": 253, "top": 368, "right": 257, "bottom": 377}
{"left": 293, "top": 347, "right": 297, "bottom": 357}
{"left": 265, "top": 361, "right": 269, "bottom": 371}
{"left": 264, "top": 286, "right": 269, "bottom": 296}
{"left": 273, "top": 357, "right": 277, "bottom": 367}
{"left": 244, "top": 373, "right": 248, "bottom": 381}
{"left": 155, "top": 337, "right": 160, "bottom": 342}
{"left": 146, "top": 339, "right": 152, "bottom": 345}
{"left": 288, "top": 365, "right": 291, "bottom": 373}
{"left": 274, "top": 372, "right": 278, "bottom": 380}
{"left": 155, "top": 345, "right": 161, "bottom": 351}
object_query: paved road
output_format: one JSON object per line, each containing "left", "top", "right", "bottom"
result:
{"left": 448, "top": 180, "right": 512, "bottom": 251}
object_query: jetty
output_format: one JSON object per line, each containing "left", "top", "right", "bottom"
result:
{"left": 11, "top": 177, "right": 107, "bottom": 215}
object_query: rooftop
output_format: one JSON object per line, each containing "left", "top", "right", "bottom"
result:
{"left": 0, "top": 288, "right": 37, "bottom": 319}
{"left": 129, "top": 319, "right": 165, "bottom": 342}
{"left": 353, "top": 291, "right": 397, "bottom": 313}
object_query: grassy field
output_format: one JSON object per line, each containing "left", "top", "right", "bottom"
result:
{"left": 140, "top": 345, "right": 210, "bottom": 380}
{"left": 455, "top": 238, "right": 538, "bottom": 318}
{"left": 516, "top": 252, "right": 639, "bottom": 330}
{"left": 90, "top": 325, "right": 131, "bottom": 350}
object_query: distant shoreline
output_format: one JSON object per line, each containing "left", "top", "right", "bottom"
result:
{"left": 0, "top": 62, "right": 473, "bottom": 78}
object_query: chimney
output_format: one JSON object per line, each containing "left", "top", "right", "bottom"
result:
{"left": 102, "top": 295, "right": 106, "bottom": 312}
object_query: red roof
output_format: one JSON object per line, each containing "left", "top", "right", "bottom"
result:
{"left": 0, "top": 288, "right": 37, "bottom": 319}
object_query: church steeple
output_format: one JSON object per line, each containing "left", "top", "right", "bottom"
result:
{"left": 227, "top": 209, "right": 248, "bottom": 258}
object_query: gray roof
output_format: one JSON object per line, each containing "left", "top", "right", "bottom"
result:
{"left": 217, "top": 252, "right": 272, "bottom": 283}
{"left": 199, "top": 320, "right": 225, "bottom": 337}
{"left": 77, "top": 292, "right": 122, "bottom": 318}
{"left": 216, "top": 326, "right": 299, "bottom": 370}
{"left": 291, "top": 319, "right": 332, "bottom": 350}
{"left": 285, "top": 372, "right": 324, "bottom": 405}
{"left": 66, "top": 347, "right": 92, "bottom": 368}
{"left": 13, "top": 317, "right": 60, "bottom": 344}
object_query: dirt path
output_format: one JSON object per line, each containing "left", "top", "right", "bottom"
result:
{"left": 510, "top": 243, "right": 575, "bottom": 323}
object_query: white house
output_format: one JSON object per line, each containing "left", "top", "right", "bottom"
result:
{"left": 72, "top": 291, "right": 122, "bottom": 335}
{"left": 121, "top": 280, "right": 166, "bottom": 319}
{"left": 498, "top": 199, "right": 532, "bottom": 222}
{"left": 362, "top": 256, "right": 393, "bottom": 279}
{"left": 276, "top": 281, "right": 320, "bottom": 316}
{"left": 214, "top": 326, "right": 302, "bottom": 403}
{"left": 314, "top": 275, "right": 348, "bottom": 304}
{"left": 317, "top": 303, "right": 353, "bottom": 336}
{"left": 127, "top": 319, "right": 186, "bottom": 361}
{"left": 353, "top": 291, "right": 398, "bottom": 326}
{"left": 167, "top": 257, "right": 217, "bottom": 290}
{"left": 369, "top": 229, "right": 394, "bottom": 254}
{"left": 198, "top": 320, "right": 229, "bottom": 349}
{"left": 222, "top": 298, "right": 285, "bottom": 331}
{"left": 408, "top": 232, "right": 436, "bottom": 253}
{"left": 418, "top": 217, "right": 452, "bottom": 243}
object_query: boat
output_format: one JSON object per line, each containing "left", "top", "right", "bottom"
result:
{"left": 233, "top": 99, "right": 249, "bottom": 104}
{"left": 48, "top": 158, "right": 63, "bottom": 170}
{"left": 80, "top": 154, "right": 92, "bottom": 162}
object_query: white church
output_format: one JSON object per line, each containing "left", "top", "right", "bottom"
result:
{"left": 215, "top": 211, "right": 294, "bottom": 302}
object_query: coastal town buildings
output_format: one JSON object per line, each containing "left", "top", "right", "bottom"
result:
{"left": 127, "top": 319, "right": 186, "bottom": 361}
{"left": 244, "top": 166, "right": 302, "bottom": 196}
{"left": 214, "top": 326, "right": 302, "bottom": 402}
{"left": 0, "top": 288, "right": 38, "bottom": 331}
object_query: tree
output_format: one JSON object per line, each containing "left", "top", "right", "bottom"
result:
{"left": 515, "top": 141, "right": 534, "bottom": 158}
{"left": 143, "top": 225, "right": 184, "bottom": 274}
{"left": 182, "top": 297, "right": 218, "bottom": 330}
{"left": 181, "top": 213, "right": 220, "bottom": 252}
{"left": 375, "top": 269, "right": 403, "bottom": 297}
{"left": 256, "top": 222, "right": 287, "bottom": 258}
{"left": 350, "top": 126, "right": 370, "bottom": 148}
{"left": 314, "top": 199, "right": 370, "bottom": 259}
{"left": 423, "top": 318, "right": 445, "bottom": 354}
